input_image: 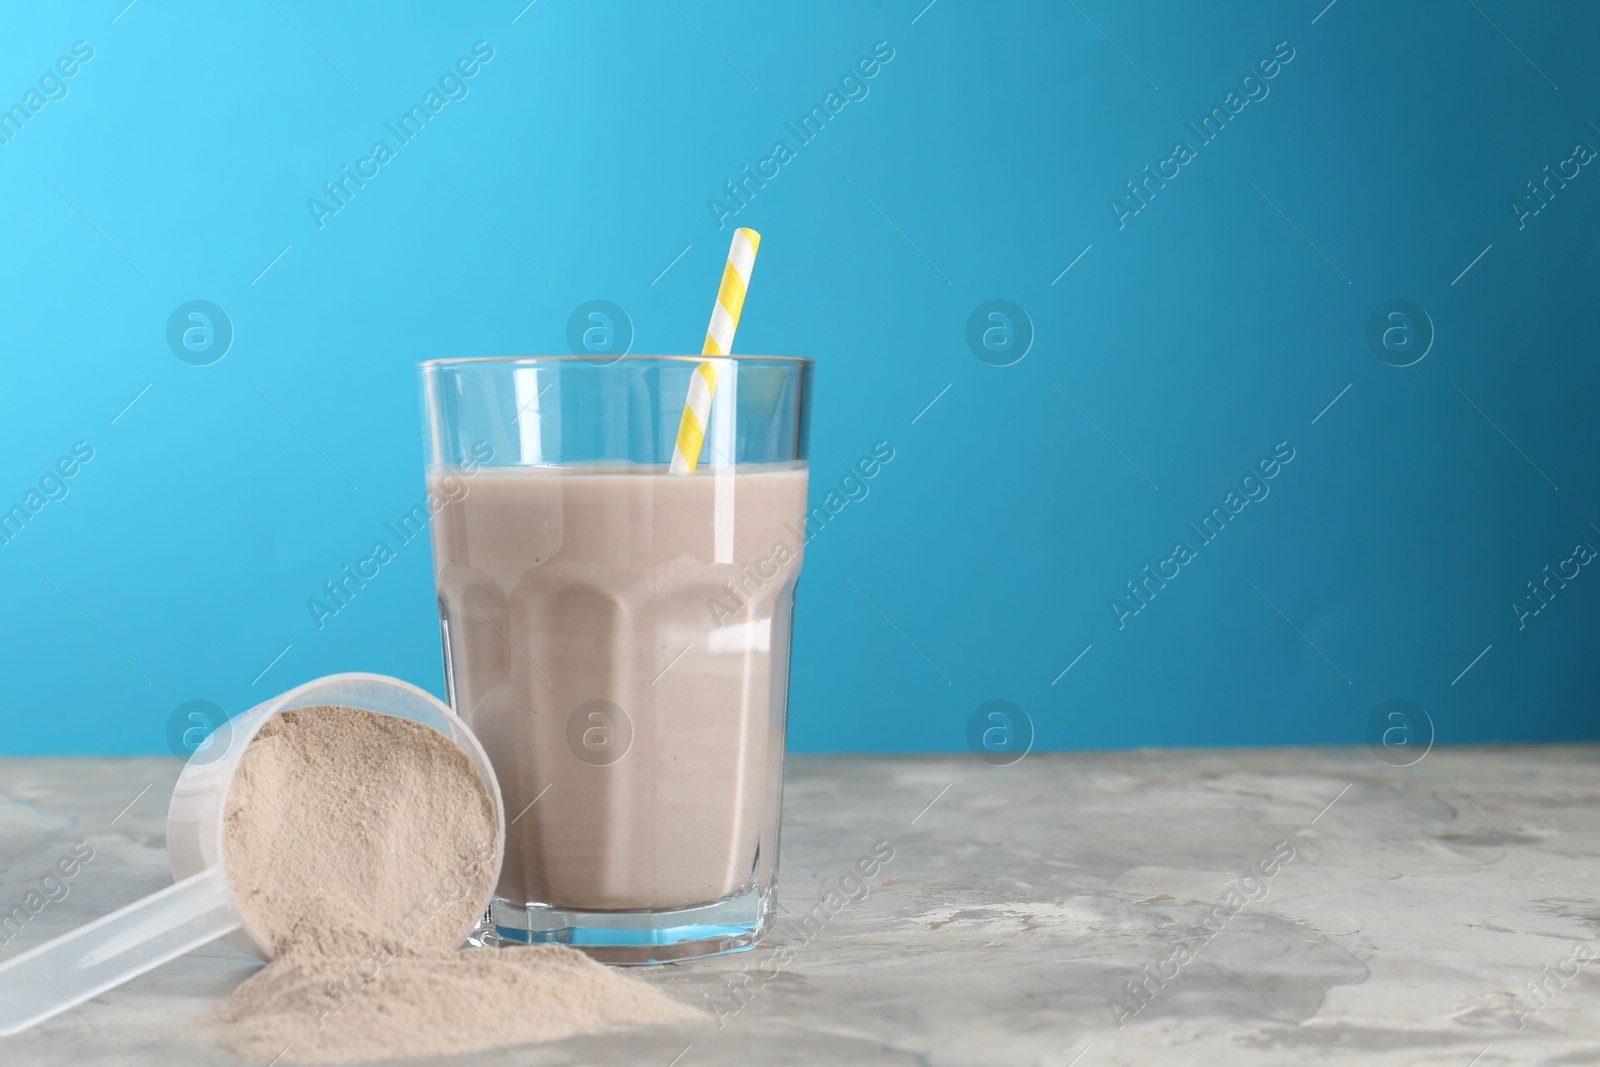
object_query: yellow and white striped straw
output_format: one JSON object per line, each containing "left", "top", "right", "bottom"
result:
{"left": 669, "top": 227, "right": 760, "bottom": 474}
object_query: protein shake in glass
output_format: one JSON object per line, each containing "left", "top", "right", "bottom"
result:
{"left": 419, "top": 232, "right": 812, "bottom": 962}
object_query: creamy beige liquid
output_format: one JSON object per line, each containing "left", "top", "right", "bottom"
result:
{"left": 428, "top": 465, "right": 808, "bottom": 912}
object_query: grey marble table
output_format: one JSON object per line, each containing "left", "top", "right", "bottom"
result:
{"left": 0, "top": 747, "right": 1596, "bottom": 1066}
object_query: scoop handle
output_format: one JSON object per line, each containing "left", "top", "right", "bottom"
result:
{"left": 0, "top": 867, "right": 239, "bottom": 1036}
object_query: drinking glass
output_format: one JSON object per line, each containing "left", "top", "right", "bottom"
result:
{"left": 419, "top": 355, "right": 811, "bottom": 963}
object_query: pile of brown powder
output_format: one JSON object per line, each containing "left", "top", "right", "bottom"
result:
{"left": 210, "top": 705, "right": 698, "bottom": 1063}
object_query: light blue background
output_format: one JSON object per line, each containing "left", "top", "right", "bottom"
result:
{"left": 3, "top": 0, "right": 1597, "bottom": 754}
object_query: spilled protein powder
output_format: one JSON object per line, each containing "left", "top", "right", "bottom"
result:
{"left": 210, "top": 705, "right": 698, "bottom": 1063}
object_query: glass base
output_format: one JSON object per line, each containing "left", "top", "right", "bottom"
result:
{"left": 480, "top": 883, "right": 774, "bottom": 965}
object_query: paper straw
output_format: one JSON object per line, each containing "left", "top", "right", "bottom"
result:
{"left": 669, "top": 227, "right": 760, "bottom": 473}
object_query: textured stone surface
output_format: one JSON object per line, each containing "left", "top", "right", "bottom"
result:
{"left": 0, "top": 747, "right": 1597, "bottom": 1065}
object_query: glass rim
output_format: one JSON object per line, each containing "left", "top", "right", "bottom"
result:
{"left": 418, "top": 354, "right": 812, "bottom": 369}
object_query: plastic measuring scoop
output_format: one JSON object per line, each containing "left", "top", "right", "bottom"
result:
{"left": 0, "top": 672, "right": 504, "bottom": 1037}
